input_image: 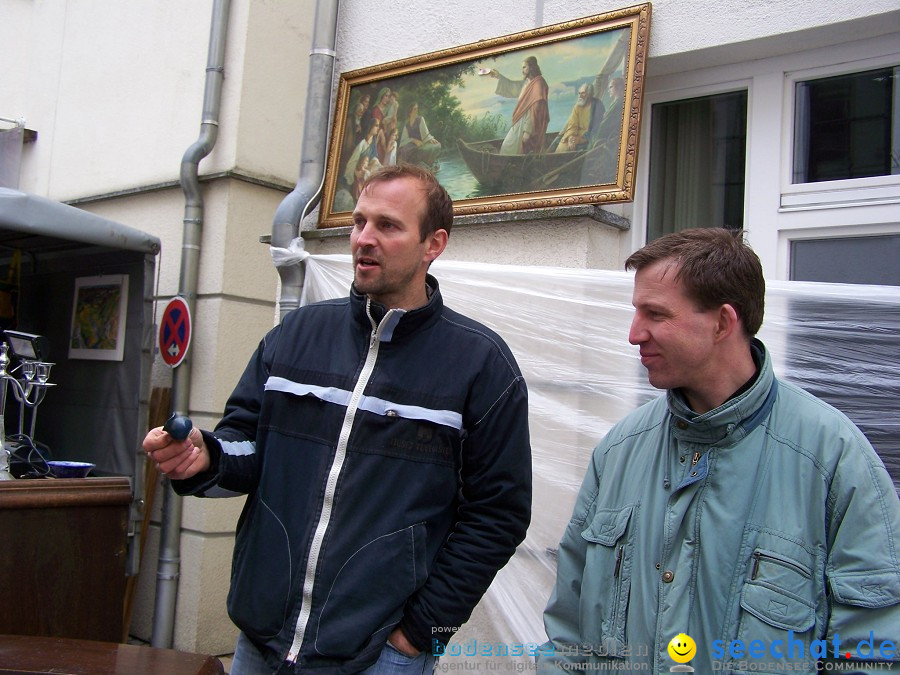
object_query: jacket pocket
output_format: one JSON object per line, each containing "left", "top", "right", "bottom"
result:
{"left": 313, "top": 523, "right": 428, "bottom": 658}
{"left": 734, "top": 548, "right": 817, "bottom": 674}
{"left": 578, "top": 504, "right": 634, "bottom": 657}
{"left": 227, "top": 497, "right": 294, "bottom": 640}
{"left": 829, "top": 569, "right": 900, "bottom": 609}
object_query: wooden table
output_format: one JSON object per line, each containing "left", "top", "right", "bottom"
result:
{"left": 0, "top": 634, "right": 224, "bottom": 674}
{"left": 0, "top": 477, "right": 131, "bottom": 641}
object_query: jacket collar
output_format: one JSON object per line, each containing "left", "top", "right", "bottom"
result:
{"left": 666, "top": 339, "right": 777, "bottom": 447}
{"left": 350, "top": 274, "right": 443, "bottom": 343}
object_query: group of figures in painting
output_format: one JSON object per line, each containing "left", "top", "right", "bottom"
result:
{"left": 335, "top": 88, "right": 443, "bottom": 211}
{"left": 334, "top": 51, "right": 628, "bottom": 212}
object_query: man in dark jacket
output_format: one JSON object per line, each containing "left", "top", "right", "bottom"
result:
{"left": 143, "top": 164, "right": 532, "bottom": 674}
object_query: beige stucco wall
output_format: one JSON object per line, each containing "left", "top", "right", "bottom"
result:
{"left": 333, "top": 0, "right": 900, "bottom": 72}
{"left": 305, "top": 0, "right": 900, "bottom": 274}
{"left": 2, "top": 0, "right": 311, "bottom": 656}
{"left": 305, "top": 214, "right": 626, "bottom": 270}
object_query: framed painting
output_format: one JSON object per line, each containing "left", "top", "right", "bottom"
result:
{"left": 319, "top": 3, "right": 651, "bottom": 228}
{"left": 68, "top": 274, "right": 129, "bottom": 361}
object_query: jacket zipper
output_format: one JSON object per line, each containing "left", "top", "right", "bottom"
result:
{"left": 612, "top": 545, "right": 625, "bottom": 636}
{"left": 750, "top": 550, "right": 811, "bottom": 580}
{"left": 286, "top": 303, "right": 394, "bottom": 665}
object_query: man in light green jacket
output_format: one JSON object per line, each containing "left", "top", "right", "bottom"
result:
{"left": 538, "top": 228, "right": 900, "bottom": 674}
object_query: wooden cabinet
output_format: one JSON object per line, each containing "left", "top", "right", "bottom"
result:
{"left": 0, "top": 477, "right": 131, "bottom": 642}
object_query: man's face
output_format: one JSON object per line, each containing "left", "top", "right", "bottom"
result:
{"left": 521, "top": 61, "right": 531, "bottom": 78}
{"left": 628, "top": 260, "right": 722, "bottom": 399}
{"left": 577, "top": 85, "right": 590, "bottom": 105}
{"left": 351, "top": 177, "right": 444, "bottom": 309}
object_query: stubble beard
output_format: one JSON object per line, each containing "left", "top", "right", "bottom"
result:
{"left": 354, "top": 263, "right": 420, "bottom": 305}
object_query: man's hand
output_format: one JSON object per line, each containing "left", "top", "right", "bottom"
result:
{"left": 142, "top": 425, "right": 209, "bottom": 480}
{"left": 387, "top": 627, "right": 420, "bottom": 658}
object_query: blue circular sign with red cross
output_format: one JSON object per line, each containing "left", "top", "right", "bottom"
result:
{"left": 159, "top": 296, "right": 191, "bottom": 367}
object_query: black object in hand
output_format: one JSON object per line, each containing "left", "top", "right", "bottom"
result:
{"left": 163, "top": 413, "right": 193, "bottom": 441}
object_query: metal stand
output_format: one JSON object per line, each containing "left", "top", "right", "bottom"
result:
{"left": 0, "top": 342, "right": 54, "bottom": 480}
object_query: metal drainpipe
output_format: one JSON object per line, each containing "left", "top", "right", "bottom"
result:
{"left": 151, "top": 0, "right": 231, "bottom": 649}
{"left": 272, "top": 0, "right": 341, "bottom": 321}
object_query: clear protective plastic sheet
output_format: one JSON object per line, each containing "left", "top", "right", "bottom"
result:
{"left": 300, "top": 253, "right": 900, "bottom": 658}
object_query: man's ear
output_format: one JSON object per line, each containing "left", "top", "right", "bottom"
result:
{"left": 714, "top": 303, "right": 742, "bottom": 342}
{"left": 424, "top": 228, "right": 448, "bottom": 263}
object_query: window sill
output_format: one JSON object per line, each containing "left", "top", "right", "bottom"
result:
{"left": 780, "top": 177, "right": 900, "bottom": 211}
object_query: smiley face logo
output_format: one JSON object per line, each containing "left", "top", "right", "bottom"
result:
{"left": 667, "top": 633, "right": 696, "bottom": 664}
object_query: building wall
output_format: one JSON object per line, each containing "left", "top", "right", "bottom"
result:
{"left": 306, "top": 0, "right": 900, "bottom": 276}
{"left": 2, "top": 0, "right": 898, "bottom": 659}
{"left": 2, "top": 0, "right": 312, "bottom": 656}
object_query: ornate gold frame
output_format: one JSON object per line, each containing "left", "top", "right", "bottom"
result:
{"left": 319, "top": 3, "right": 651, "bottom": 228}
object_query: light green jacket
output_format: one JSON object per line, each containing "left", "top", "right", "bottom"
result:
{"left": 539, "top": 340, "right": 900, "bottom": 674}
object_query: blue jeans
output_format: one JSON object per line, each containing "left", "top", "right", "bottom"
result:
{"left": 230, "top": 632, "right": 436, "bottom": 674}
{"left": 360, "top": 642, "right": 437, "bottom": 675}
{"left": 230, "top": 632, "right": 275, "bottom": 675}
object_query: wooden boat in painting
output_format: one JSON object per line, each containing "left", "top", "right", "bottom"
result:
{"left": 455, "top": 132, "right": 589, "bottom": 190}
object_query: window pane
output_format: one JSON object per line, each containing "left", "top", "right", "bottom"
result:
{"left": 647, "top": 91, "right": 747, "bottom": 242}
{"left": 793, "top": 67, "right": 898, "bottom": 183}
{"left": 790, "top": 235, "right": 900, "bottom": 286}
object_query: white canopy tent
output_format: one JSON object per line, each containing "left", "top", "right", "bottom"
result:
{"left": 0, "top": 188, "right": 161, "bottom": 254}
{"left": 0, "top": 187, "right": 160, "bottom": 575}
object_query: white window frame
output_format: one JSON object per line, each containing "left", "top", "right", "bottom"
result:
{"left": 631, "top": 79, "right": 752, "bottom": 254}
{"left": 777, "top": 221, "right": 900, "bottom": 281}
{"left": 780, "top": 52, "right": 900, "bottom": 212}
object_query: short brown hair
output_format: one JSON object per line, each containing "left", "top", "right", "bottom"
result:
{"left": 625, "top": 228, "right": 765, "bottom": 336}
{"left": 361, "top": 163, "right": 453, "bottom": 241}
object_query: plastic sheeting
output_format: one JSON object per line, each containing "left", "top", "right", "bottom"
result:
{"left": 300, "top": 253, "right": 900, "bottom": 657}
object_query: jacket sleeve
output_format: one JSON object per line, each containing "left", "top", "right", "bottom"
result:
{"left": 823, "top": 427, "right": 900, "bottom": 665}
{"left": 171, "top": 327, "right": 278, "bottom": 498}
{"left": 536, "top": 445, "right": 603, "bottom": 671}
{"left": 398, "top": 368, "right": 533, "bottom": 652}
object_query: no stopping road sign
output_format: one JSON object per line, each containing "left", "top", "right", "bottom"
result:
{"left": 159, "top": 296, "right": 191, "bottom": 367}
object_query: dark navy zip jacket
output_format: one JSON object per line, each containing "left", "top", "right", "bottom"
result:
{"left": 174, "top": 276, "right": 532, "bottom": 672}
